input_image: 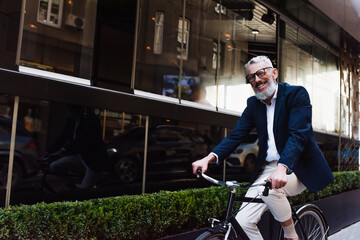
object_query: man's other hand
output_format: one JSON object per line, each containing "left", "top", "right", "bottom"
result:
{"left": 267, "top": 164, "right": 288, "bottom": 189}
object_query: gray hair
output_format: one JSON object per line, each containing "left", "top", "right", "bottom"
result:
{"left": 245, "top": 55, "right": 274, "bottom": 74}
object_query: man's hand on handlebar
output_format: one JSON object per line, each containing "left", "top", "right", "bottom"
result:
{"left": 267, "top": 164, "right": 288, "bottom": 189}
{"left": 192, "top": 154, "right": 216, "bottom": 177}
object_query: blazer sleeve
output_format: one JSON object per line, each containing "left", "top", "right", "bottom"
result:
{"left": 278, "top": 86, "right": 312, "bottom": 170}
{"left": 211, "top": 99, "right": 256, "bottom": 161}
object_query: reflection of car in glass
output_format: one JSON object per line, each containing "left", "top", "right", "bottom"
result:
{"left": 0, "top": 117, "right": 39, "bottom": 189}
{"left": 106, "top": 125, "right": 209, "bottom": 183}
{"left": 226, "top": 133, "right": 258, "bottom": 174}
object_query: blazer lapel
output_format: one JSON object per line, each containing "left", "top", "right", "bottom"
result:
{"left": 256, "top": 99, "right": 267, "bottom": 134}
{"left": 273, "top": 83, "right": 286, "bottom": 139}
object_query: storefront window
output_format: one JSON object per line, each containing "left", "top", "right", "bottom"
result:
{"left": 144, "top": 116, "right": 223, "bottom": 191}
{"left": 313, "top": 41, "right": 330, "bottom": 131}
{"left": 92, "top": 0, "right": 136, "bottom": 90}
{"left": 135, "top": 0, "right": 277, "bottom": 112}
{"left": 1, "top": 98, "right": 149, "bottom": 206}
{"left": 280, "top": 21, "right": 340, "bottom": 133}
{"left": 327, "top": 53, "right": 340, "bottom": 132}
{"left": 218, "top": 1, "right": 277, "bottom": 112}
{"left": 280, "top": 22, "right": 297, "bottom": 84}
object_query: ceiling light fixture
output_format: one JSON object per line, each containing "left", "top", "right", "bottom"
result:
{"left": 261, "top": 9, "right": 275, "bottom": 25}
{"left": 252, "top": 29, "right": 259, "bottom": 35}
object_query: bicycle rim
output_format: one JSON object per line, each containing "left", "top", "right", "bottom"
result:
{"left": 195, "top": 231, "right": 226, "bottom": 240}
{"left": 294, "top": 206, "right": 328, "bottom": 240}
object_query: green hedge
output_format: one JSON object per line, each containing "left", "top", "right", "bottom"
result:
{"left": 0, "top": 171, "right": 359, "bottom": 240}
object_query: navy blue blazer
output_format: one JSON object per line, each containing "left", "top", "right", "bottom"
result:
{"left": 212, "top": 82, "right": 334, "bottom": 192}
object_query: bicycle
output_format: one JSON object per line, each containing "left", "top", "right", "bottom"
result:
{"left": 195, "top": 170, "right": 329, "bottom": 240}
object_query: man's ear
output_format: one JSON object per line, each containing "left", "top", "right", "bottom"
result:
{"left": 272, "top": 68, "right": 278, "bottom": 80}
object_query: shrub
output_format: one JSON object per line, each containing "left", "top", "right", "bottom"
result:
{"left": 0, "top": 171, "right": 359, "bottom": 239}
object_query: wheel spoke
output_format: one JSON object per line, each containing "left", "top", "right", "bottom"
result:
{"left": 295, "top": 207, "right": 326, "bottom": 240}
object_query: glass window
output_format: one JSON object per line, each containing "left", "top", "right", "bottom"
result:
{"left": 280, "top": 21, "right": 297, "bottom": 84}
{"left": 327, "top": 53, "right": 340, "bottom": 132}
{"left": 153, "top": 12, "right": 165, "bottom": 55}
{"left": 92, "top": 0, "right": 136, "bottom": 90}
{"left": 0, "top": 1, "right": 21, "bottom": 70}
{"left": 135, "top": 0, "right": 277, "bottom": 111}
{"left": 177, "top": 18, "right": 190, "bottom": 60}
{"left": 312, "top": 41, "right": 328, "bottom": 131}
{"left": 135, "top": 0, "right": 181, "bottom": 97}
{"left": 180, "top": 0, "right": 221, "bottom": 106}
{"left": 212, "top": 41, "right": 218, "bottom": 70}
{"left": 341, "top": 63, "right": 351, "bottom": 136}
{"left": 225, "top": 131, "right": 258, "bottom": 182}
{"left": 19, "top": 0, "right": 97, "bottom": 83}
{"left": 145, "top": 117, "right": 224, "bottom": 190}
{"left": 37, "top": 0, "right": 64, "bottom": 28}
{"left": 217, "top": 1, "right": 277, "bottom": 112}
{"left": 280, "top": 20, "right": 340, "bottom": 133}
{"left": 1, "top": 98, "right": 149, "bottom": 206}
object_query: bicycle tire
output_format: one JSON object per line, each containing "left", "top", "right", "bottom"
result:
{"left": 279, "top": 204, "right": 328, "bottom": 240}
{"left": 195, "top": 230, "right": 226, "bottom": 240}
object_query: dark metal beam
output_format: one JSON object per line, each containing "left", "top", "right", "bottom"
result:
{"left": 0, "top": 68, "right": 238, "bottom": 128}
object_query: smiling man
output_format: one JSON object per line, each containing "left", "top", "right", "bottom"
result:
{"left": 192, "top": 55, "right": 334, "bottom": 240}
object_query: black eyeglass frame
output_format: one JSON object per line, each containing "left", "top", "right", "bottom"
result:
{"left": 246, "top": 67, "right": 273, "bottom": 83}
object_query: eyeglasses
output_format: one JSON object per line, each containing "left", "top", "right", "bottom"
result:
{"left": 246, "top": 67, "right": 273, "bottom": 83}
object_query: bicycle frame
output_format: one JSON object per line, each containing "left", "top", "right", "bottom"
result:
{"left": 198, "top": 170, "right": 270, "bottom": 240}
{"left": 196, "top": 170, "right": 328, "bottom": 240}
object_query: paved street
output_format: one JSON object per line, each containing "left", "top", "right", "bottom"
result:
{"left": 329, "top": 221, "right": 360, "bottom": 240}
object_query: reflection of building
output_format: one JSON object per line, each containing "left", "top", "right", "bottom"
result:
{"left": 0, "top": 0, "right": 359, "bottom": 206}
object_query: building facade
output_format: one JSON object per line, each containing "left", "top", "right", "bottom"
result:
{"left": 0, "top": 0, "right": 359, "bottom": 207}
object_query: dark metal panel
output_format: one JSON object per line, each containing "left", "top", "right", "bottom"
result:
{"left": 0, "top": 68, "right": 239, "bottom": 128}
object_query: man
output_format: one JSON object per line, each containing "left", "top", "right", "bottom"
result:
{"left": 192, "top": 56, "right": 334, "bottom": 240}
{"left": 46, "top": 105, "right": 108, "bottom": 189}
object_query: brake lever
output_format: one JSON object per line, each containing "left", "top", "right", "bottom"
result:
{"left": 263, "top": 180, "right": 271, "bottom": 196}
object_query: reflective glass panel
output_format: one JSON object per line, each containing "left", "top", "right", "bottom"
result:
{"left": 20, "top": 0, "right": 97, "bottom": 81}
{"left": 1, "top": 97, "right": 147, "bottom": 206}
{"left": 327, "top": 53, "right": 340, "bottom": 132}
{"left": 135, "top": 0, "right": 182, "bottom": 99}
{"left": 280, "top": 21, "right": 340, "bottom": 134}
{"left": 0, "top": 1, "right": 20, "bottom": 70}
{"left": 92, "top": 0, "right": 136, "bottom": 90}
{"left": 297, "top": 30, "right": 313, "bottom": 95}
{"left": 143, "top": 117, "right": 223, "bottom": 191}
{"left": 280, "top": 21, "right": 297, "bottom": 84}
{"left": 225, "top": 130, "right": 258, "bottom": 182}
{"left": 0, "top": 95, "right": 18, "bottom": 205}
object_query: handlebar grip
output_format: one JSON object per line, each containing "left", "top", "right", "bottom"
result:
{"left": 263, "top": 180, "right": 271, "bottom": 196}
{"left": 196, "top": 169, "right": 203, "bottom": 176}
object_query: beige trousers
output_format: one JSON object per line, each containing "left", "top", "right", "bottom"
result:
{"left": 235, "top": 161, "right": 306, "bottom": 240}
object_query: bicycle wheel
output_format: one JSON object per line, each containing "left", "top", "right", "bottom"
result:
{"left": 195, "top": 230, "right": 225, "bottom": 240}
{"left": 279, "top": 204, "right": 328, "bottom": 240}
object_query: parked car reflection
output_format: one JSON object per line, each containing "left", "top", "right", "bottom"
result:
{"left": 106, "top": 125, "right": 209, "bottom": 183}
{"left": 226, "top": 133, "right": 258, "bottom": 174}
{"left": 0, "top": 117, "right": 39, "bottom": 189}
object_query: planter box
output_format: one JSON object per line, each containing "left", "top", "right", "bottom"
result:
{"left": 159, "top": 189, "right": 360, "bottom": 239}
{"left": 314, "top": 188, "right": 360, "bottom": 235}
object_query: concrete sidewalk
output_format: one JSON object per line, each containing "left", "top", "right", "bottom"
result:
{"left": 329, "top": 221, "right": 360, "bottom": 240}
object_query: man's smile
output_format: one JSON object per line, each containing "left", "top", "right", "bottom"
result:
{"left": 255, "top": 81, "right": 268, "bottom": 91}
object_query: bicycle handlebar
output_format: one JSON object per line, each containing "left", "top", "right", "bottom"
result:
{"left": 196, "top": 169, "right": 271, "bottom": 196}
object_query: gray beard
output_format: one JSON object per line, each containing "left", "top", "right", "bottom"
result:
{"left": 254, "top": 80, "right": 277, "bottom": 100}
